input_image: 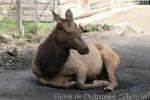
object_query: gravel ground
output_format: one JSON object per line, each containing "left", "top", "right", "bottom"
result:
{"left": 0, "top": 6, "right": 150, "bottom": 100}
{"left": 0, "top": 40, "right": 37, "bottom": 73}
{"left": 97, "top": 7, "right": 150, "bottom": 34}
{"left": 0, "top": 33, "right": 150, "bottom": 100}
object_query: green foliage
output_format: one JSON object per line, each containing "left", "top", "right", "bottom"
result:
{"left": 24, "top": 22, "right": 37, "bottom": 34}
{"left": 81, "top": 24, "right": 114, "bottom": 33}
{"left": 101, "top": 24, "right": 113, "bottom": 31}
{"left": 24, "top": 22, "right": 54, "bottom": 36}
{"left": 0, "top": 18, "right": 19, "bottom": 37}
{"left": 37, "top": 23, "right": 54, "bottom": 36}
{"left": 0, "top": 18, "right": 54, "bottom": 43}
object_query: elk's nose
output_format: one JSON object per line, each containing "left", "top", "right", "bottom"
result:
{"left": 81, "top": 47, "right": 89, "bottom": 54}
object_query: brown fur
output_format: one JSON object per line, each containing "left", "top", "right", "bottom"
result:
{"left": 32, "top": 9, "right": 120, "bottom": 91}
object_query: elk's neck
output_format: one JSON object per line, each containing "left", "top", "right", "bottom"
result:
{"left": 35, "top": 31, "right": 70, "bottom": 79}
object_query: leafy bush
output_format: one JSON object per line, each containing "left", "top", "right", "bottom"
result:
{"left": 80, "top": 23, "right": 114, "bottom": 33}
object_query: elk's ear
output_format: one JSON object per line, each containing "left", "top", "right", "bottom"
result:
{"left": 51, "top": 9, "right": 61, "bottom": 23}
{"left": 65, "top": 9, "right": 73, "bottom": 21}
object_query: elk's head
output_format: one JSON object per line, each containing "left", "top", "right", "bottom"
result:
{"left": 51, "top": 9, "right": 89, "bottom": 55}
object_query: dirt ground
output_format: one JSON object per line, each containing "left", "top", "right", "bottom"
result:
{"left": 97, "top": 7, "right": 150, "bottom": 34}
{"left": 0, "top": 34, "right": 150, "bottom": 100}
{"left": 0, "top": 7, "right": 150, "bottom": 100}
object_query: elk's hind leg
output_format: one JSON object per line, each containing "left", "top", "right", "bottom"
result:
{"left": 102, "top": 51, "right": 119, "bottom": 92}
{"left": 103, "top": 65, "right": 118, "bottom": 92}
{"left": 104, "top": 55, "right": 118, "bottom": 92}
{"left": 37, "top": 77, "right": 75, "bottom": 89}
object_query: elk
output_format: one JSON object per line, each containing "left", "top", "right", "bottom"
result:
{"left": 32, "top": 9, "right": 120, "bottom": 92}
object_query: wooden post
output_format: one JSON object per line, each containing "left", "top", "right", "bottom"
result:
{"left": 54, "top": 0, "right": 58, "bottom": 13}
{"left": 81, "top": 0, "right": 90, "bottom": 12}
{"left": 16, "top": 0, "right": 24, "bottom": 35}
{"left": 34, "top": 0, "right": 38, "bottom": 34}
{"left": 111, "top": 0, "right": 116, "bottom": 9}
{"left": 53, "top": 0, "right": 58, "bottom": 22}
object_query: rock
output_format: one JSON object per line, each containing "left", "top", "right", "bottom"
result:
{"left": 79, "top": 23, "right": 93, "bottom": 32}
{"left": 6, "top": 66, "right": 10, "bottom": 69}
{"left": 114, "top": 22, "right": 144, "bottom": 36}
{"left": 79, "top": 23, "right": 101, "bottom": 32}
{"left": 114, "top": 27, "right": 126, "bottom": 36}
{"left": 25, "top": 33, "right": 41, "bottom": 43}
{"left": 6, "top": 47, "right": 19, "bottom": 57}
{"left": 0, "top": 59, "right": 3, "bottom": 67}
{"left": 130, "top": 26, "right": 144, "bottom": 34}
{"left": 0, "top": 67, "right": 3, "bottom": 73}
{"left": 0, "top": 33, "right": 13, "bottom": 43}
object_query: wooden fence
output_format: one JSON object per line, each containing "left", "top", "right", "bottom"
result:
{"left": 0, "top": 0, "right": 56, "bottom": 21}
{"left": 0, "top": 0, "right": 135, "bottom": 21}
{"left": 0, "top": 0, "right": 139, "bottom": 34}
{"left": 57, "top": 0, "right": 134, "bottom": 19}
{"left": 0, "top": 0, "right": 56, "bottom": 34}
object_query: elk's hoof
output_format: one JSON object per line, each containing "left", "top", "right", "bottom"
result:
{"left": 104, "top": 86, "right": 113, "bottom": 92}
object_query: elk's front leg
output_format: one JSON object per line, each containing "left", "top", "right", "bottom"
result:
{"left": 75, "top": 67, "right": 109, "bottom": 89}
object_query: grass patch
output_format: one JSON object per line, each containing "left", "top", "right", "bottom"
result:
{"left": 0, "top": 18, "right": 19, "bottom": 38}
{"left": 37, "top": 22, "right": 54, "bottom": 36}
{"left": 24, "top": 22, "right": 54, "bottom": 36}
{"left": 0, "top": 18, "right": 55, "bottom": 43}
{"left": 24, "top": 22, "right": 37, "bottom": 34}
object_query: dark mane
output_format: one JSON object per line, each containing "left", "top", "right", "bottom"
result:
{"left": 35, "top": 26, "right": 70, "bottom": 79}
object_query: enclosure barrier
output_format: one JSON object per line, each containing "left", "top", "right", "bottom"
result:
{"left": 0, "top": 0, "right": 149, "bottom": 34}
